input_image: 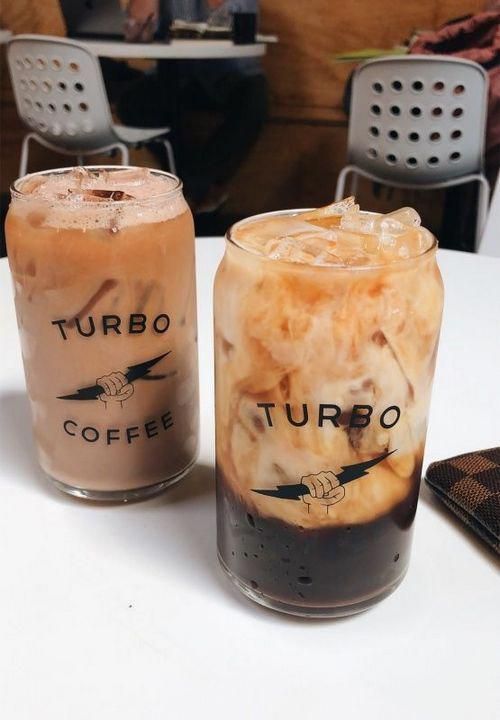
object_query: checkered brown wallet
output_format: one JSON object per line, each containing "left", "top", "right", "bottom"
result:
{"left": 425, "top": 448, "right": 500, "bottom": 555}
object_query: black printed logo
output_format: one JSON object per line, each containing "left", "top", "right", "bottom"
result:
{"left": 57, "top": 351, "right": 170, "bottom": 407}
{"left": 252, "top": 450, "right": 395, "bottom": 514}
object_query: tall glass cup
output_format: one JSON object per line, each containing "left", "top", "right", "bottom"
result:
{"left": 6, "top": 166, "right": 199, "bottom": 501}
{"left": 214, "top": 204, "right": 443, "bottom": 617}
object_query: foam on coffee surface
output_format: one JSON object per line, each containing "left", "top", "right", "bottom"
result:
{"left": 15, "top": 167, "right": 186, "bottom": 229}
{"left": 231, "top": 197, "right": 434, "bottom": 267}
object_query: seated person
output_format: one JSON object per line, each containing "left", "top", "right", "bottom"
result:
{"left": 118, "top": 0, "right": 269, "bottom": 213}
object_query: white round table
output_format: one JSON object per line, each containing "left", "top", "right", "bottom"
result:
{"left": 78, "top": 36, "right": 275, "bottom": 59}
{"left": 0, "top": 243, "right": 499, "bottom": 720}
{"left": 0, "top": 29, "right": 13, "bottom": 44}
{"left": 0, "top": 31, "right": 276, "bottom": 58}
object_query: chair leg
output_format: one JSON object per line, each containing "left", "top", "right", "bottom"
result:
{"left": 160, "top": 138, "right": 177, "bottom": 175}
{"left": 114, "top": 143, "right": 130, "bottom": 166}
{"left": 19, "top": 133, "right": 36, "bottom": 177}
{"left": 76, "top": 155, "right": 85, "bottom": 166}
{"left": 474, "top": 175, "right": 491, "bottom": 251}
{"left": 162, "top": 138, "right": 176, "bottom": 175}
{"left": 349, "top": 172, "right": 359, "bottom": 197}
{"left": 335, "top": 166, "right": 353, "bottom": 201}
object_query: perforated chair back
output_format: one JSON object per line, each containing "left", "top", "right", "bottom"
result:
{"left": 347, "top": 55, "right": 489, "bottom": 184}
{"left": 7, "top": 35, "right": 117, "bottom": 153}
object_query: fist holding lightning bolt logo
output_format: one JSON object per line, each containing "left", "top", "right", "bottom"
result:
{"left": 300, "top": 471, "right": 345, "bottom": 513}
{"left": 97, "top": 371, "right": 134, "bottom": 406}
{"left": 252, "top": 452, "right": 395, "bottom": 516}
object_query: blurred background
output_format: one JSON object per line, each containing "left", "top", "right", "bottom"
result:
{"left": 0, "top": 0, "right": 498, "bottom": 249}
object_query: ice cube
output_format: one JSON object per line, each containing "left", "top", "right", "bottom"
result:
{"left": 302, "top": 197, "right": 359, "bottom": 227}
{"left": 378, "top": 219, "right": 407, "bottom": 248}
{"left": 109, "top": 167, "right": 150, "bottom": 187}
{"left": 20, "top": 175, "right": 48, "bottom": 195}
{"left": 238, "top": 217, "right": 324, "bottom": 251}
{"left": 385, "top": 207, "right": 421, "bottom": 227}
{"left": 335, "top": 226, "right": 379, "bottom": 250}
{"left": 64, "top": 188, "right": 135, "bottom": 202}
{"left": 234, "top": 199, "right": 431, "bottom": 267}
{"left": 376, "top": 225, "right": 430, "bottom": 262}
{"left": 312, "top": 250, "right": 344, "bottom": 266}
{"left": 340, "top": 205, "right": 421, "bottom": 237}
{"left": 264, "top": 231, "right": 337, "bottom": 264}
{"left": 264, "top": 236, "right": 294, "bottom": 259}
{"left": 340, "top": 209, "right": 378, "bottom": 234}
{"left": 82, "top": 189, "right": 135, "bottom": 201}
{"left": 72, "top": 166, "right": 92, "bottom": 184}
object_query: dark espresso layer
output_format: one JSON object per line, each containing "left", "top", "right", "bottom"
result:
{"left": 217, "top": 465, "right": 422, "bottom": 609}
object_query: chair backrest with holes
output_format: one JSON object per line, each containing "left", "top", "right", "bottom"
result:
{"left": 347, "top": 55, "right": 489, "bottom": 184}
{"left": 7, "top": 35, "right": 116, "bottom": 153}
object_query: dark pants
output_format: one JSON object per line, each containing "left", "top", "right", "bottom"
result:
{"left": 117, "top": 64, "right": 268, "bottom": 201}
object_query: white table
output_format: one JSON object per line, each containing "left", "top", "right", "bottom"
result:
{"left": 0, "top": 243, "right": 499, "bottom": 720}
{"left": 0, "top": 30, "right": 276, "bottom": 57}
{"left": 0, "top": 29, "right": 12, "bottom": 44}
{"left": 78, "top": 36, "right": 275, "bottom": 59}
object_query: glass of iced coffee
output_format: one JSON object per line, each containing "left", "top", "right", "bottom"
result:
{"left": 214, "top": 198, "right": 443, "bottom": 617}
{"left": 6, "top": 166, "right": 199, "bottom": 501}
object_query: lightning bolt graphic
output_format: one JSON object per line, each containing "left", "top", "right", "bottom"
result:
{"left": 252, "top": 450, "right": 395, "bottom": 499}
{"left": 57, "top": 352, "right": 171, "bottom": 401}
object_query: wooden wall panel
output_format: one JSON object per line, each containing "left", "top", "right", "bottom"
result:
{"left": 434, "top": 0, "right": 484, "bottom": 24}
{"left": 0, "top": 0, "right": 65, "bottom": 36}
{"left": 260, "top": 0, "right": 484, "bottom": 111}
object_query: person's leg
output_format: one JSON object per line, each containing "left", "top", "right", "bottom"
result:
{"left": 117, "top": 62, "right": 178, "bottom": 128}
{"left": 185, "top": 73, "right": 269, "bottom": 203}
{"left": 215, "top": 73, "right": 269, "bottom": 185}
{"left": 99, "top": 58, "right": 143, "bottom": 105}
{"left": 116, "top": 61, "right": 190, "bottom": 173}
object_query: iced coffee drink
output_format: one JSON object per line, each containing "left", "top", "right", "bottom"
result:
{"left": 214, "top": 198, "right": 443, "bottom": 616}
{"left": 6, "top": 167, "right": 199, "bottom": 500}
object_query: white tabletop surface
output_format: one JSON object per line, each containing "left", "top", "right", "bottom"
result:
{"left": 79, "top": 37, "right": 272, "bottom": 59}
{"left": 0, "top": 242, "right": 499, "bottom": 720}
{"left": 0, "top": 29, "right": 13, "bottom": 44}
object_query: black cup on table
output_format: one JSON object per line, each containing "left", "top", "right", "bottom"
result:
{"left": 155, "top": 0, "right": 171, "bottom": 42}
{"left": 232, "top": 12, "right": 257, "bottom": 44}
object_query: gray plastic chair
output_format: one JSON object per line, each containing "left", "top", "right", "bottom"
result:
{"left": 335, "top": 55, "right": 490, "bottom": 248}
{"left": 7, "top": 34, "right": 176, "bottom": 175}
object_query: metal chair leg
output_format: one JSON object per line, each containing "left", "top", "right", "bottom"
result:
{"left": 350, "top": 172, "right": 359, "bottom": 197}
{"left": 162, "top": 138, "right": 176, "bottom": 175}
{"left": 76, "top": 155, "right": 85, "bottom": 166}
{"left": 19, "top": 133, "right": 36, "bottom": 176}
{"left": 335, "top": 166, "right": 354, "bottom": 201}
{"left": 114, "top": 143, "right": 129, "bottom": 166}
{"left": 475, "top": 174, "right": 491, "bottom": 251}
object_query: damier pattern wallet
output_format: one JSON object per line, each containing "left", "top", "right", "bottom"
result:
{"left": 425, "top": 448, "right": 500, "bottom": 555}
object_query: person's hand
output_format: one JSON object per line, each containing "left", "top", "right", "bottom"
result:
{"left": 97, "top": 372, "right": 134, "bottom": 404}
{"left": 301, "top": 472, "right": 345, "bottom": 513}
{"left": 125, "top": 0, "right": 159, "bottom": 42}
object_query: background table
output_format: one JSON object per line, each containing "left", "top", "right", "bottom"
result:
{"left": 0, "top": 243, "right": 499, "bottom": 720}
{"left": 79, "top": 36, "right": 276, "bottom": 59}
